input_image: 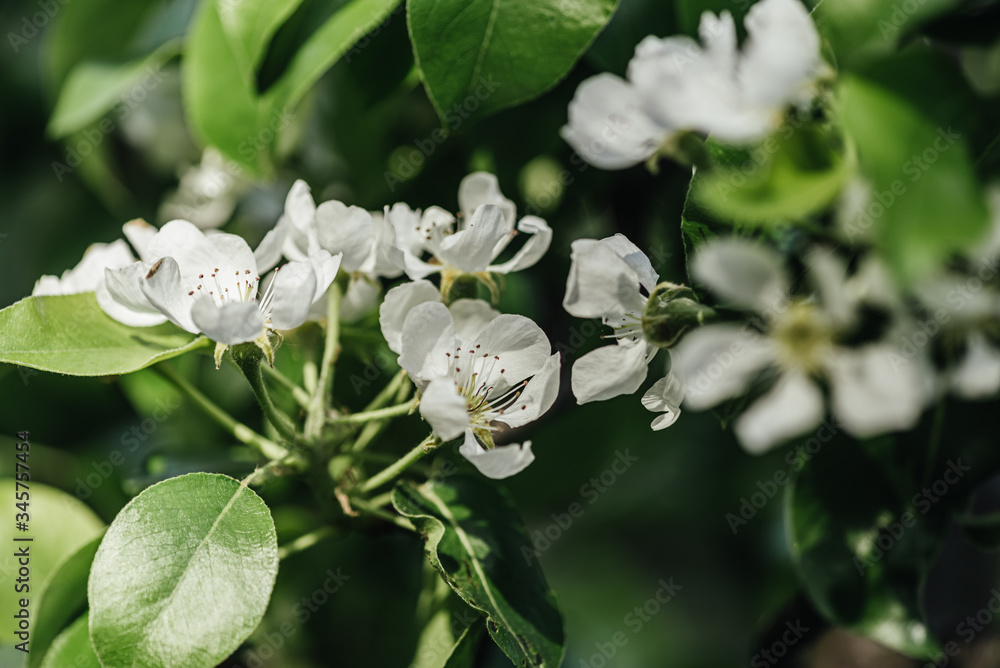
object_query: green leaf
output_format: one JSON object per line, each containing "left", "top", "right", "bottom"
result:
{"left": 838, "top": 74, "right": 989, "bottom": 284}
{"left": 412, "top": 599, "right": 485, "bottom": 668}
{"left": 47, "top": 40, "right": 181, "bottom": 138}
{"left": 0, "top": 481, "right": 105, "bottom": 645}
{"left": 0, "top": 294, "right": 208, "bottom": 377}
{"left": 217, "top": 0, "right": 307, "bottom": 74}
{"left": 28, "top": 535, "right": 103, "bottom": 668}
{"left": 407, "top": 0, "right": 618, "bottom": 124}
{"left": 785, "top": 437, "right": 942, "bottom": 658}
{"left": 392, "top": 477, "right": 565, "bottom": 668}
{"left": 40, "top": 614, "right": 101, "bottom": 668}
{"left": 688, "top": 126, "right": 851, "bottom": 227}
{"left": 89, "top": 473, "right": 278, "bottom": 668}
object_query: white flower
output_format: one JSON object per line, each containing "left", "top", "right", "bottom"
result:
{"left": 671, "top": 239, "right": 926, "bottom": 453}
{"left": 33, "top": 239, "right": 136, "bottom": 297}
{"left": 396, "top": 301, "right": 560, "bottom": 479}
{"left": 562, "top": 0, "right": 823, "bottom": 169}
{"left": 379, "top": 280, "right": 500, "bottom": 355}
{"left": 386, "top": 172, "right": 552, "bottom": 283}
{"left": 563, "top": 234, "right": 684, "bottom": 429}
{"left": 103, "top": 220, "right": 340, "bottom": 345}
{"left": 158, "top": 148, "right": 246, "bottom": 229}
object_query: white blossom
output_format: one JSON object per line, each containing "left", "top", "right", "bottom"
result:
{"left": 562, "top": 0, "right": 823, "bottom": 169}
{"left": 33, "top": 239, "right": 136, "bottom": 297}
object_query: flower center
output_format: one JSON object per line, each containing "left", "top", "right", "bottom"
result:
{"left": 772, "top": 302, "right": 833, "bottom": 373}
{"left": 602, "top": 312, "right": 644, "bottom": 343}
{"left": 444, "top": 344, "right": 528, "bottom": 432}
{"left": 185, "top": 266, "right": 278, "bottom": 322}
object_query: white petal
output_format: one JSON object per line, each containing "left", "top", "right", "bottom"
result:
{"left": 306, "top": 249, "right": 341, "bottom": 304}
{"left": 145, "top": 220, "right": 258, "bottom": 285}
{"left": 805, "top": 247, "right": 854, "bottom": 328}
{"left": 571, "top": 340, "right": 650, "bottom": 404}
{"left": 641, "top": 372, "right": 686, "bottom": 413}
{"left": 437, "top": 204, "right": 508, "bottom": 272}
{"left": 459, "top": 431, "right": 535, "bottom": 479}
{"left": 473, "top": 314, "right": 553, "bottom": 394}
{"left": 315, "top": 200, "right": 374, "bottom": 272}
{"left": 650, "top": 411, "right": 682, "bottom": 430}
{"left": 98, "top": 263, "right": 168, "bottom": 327}
{"left": 699, "top": 10, "right": 737, "bottom": 71}
{"left": 739, "top": 0, "right": 821, "bottom": 109}
{"left": 268, "top": 261, "right": 319, "bottom": 331}
{"left": 279, "top": 180, "right": 317, "bottom": 261}
{"left": 123, "top": 219, "right": 158, "bottom": 261}
{"left": 32, "top": 239, "right": 134, "bottom": 296}
{"left": 398, "top": 302, "right": 456, "bottom": 386}
{"left": 420, "top": 378, "right": 470, "bottom": 441}
{"left": 139, "top": 257, "right": 199, "bottom": 333}
{"left": 448, "top": 299, "right": 500, "bottom": 340}
{"left": 600, "top": 233, "right": 659, "bottom": 293}
{"left": 498, "top": 353, "right": 561, "bottom": 429}
{"left": 951, "top": 333, "right": 1000, "bottom": 399}
{"left": 384, "top": 202, "right": 424, "bottom": 257}
{"left": 458, "top": 172, "right": 516, "bottom": 228}
{"left": 380, "top": 280, "right": 442, "bottom": 354}
{"left": 692, "top": 238, "right": 788, "bottom": 312}
{"left": 487, "top": 216, "right": 553, "bottom": 275}
{"left": 735, "top": 370, "right": 824, "bottom": 453}
{"left": 561, "top": 73, "right": 665, "bottom": 170}
{"left": 253, "top": 221, "right": 286, "bottom": 274}
{"left": 670, "top": 324, "right": 777, "bottom": 409}
{"left": 826, "top": 344, "right": 926, "bottom": 438}
{"left": 358, "top": 212, "right": 405, "bottom": 278}
{"left": 191, "top": 297, "right": 264, "bottom": 344}
{"left": 340, "top": 277, "right": 381, "bottom": 323}
{"left": 563, "top": 238, "right": 646, "bottom": 320}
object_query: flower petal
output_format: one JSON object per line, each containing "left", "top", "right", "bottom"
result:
{"left": 380, "top": 280, "right": 442, "bottom": 354}
{"left": 739, "top": 0, "right": 821, "bottom": 109}
{"left": 826, "top": 344, "right": 926, "bottom": 438}
{"left": 498, "top": 353, "right": 561, "bottom": 429}
{"left": 279, "top": 180, "right": 317, "bottom": 261}
{"left": 734, "top": 370, "right": 824, "bottom": 453}
{"left": 600, "top": 233, "right": 658, "bottom": 293}
{"left": 474, "top": 314, "right": 552, "bottom": 394}
{"left": 437, "top": 204, "right": 508, "bottom": 272}
{"left": 341, "top": 276, "right": 381, "bottom": 323}
{"left": 459, "top": 430, "right": 535, "bottom": 479}
{"left": 315, "top": 200, "right": 374, "bottom": 272}
{"left": 420, "top": 378, "right": 469, "bottom": 441}
{"left": 32, "top": 239, "right": 135, "bottom": 296}
{"left": 253, "top": 221, "right": 286, "bottom": 274}
{"left": 448, "top": 298, "right": 500, "bottom": 340}
{"left": 563, "top": 238, "right": 646, "bottom": 320}
{"left": 139, "top": 257, "right": 199, "bottom": 333}
{"left": 561, "top": 73, "right": 665, "bottom": 170}
{"left": 358, "top": 212, "right": 405, "bottom": 278}
{"left": 398, "top": 301, "right": 456, "bottom": 386}
{"left": 571, "top": 339, "right": 651, "bottom": 404}
{"left": 191, "top": 297, "right": 264, "bottom": 344}
{"left": 692, "top": 238, "right": 788, "bottom": 312}
{"left": 641, "top": 371, "right": 686, "bottom": 429}
{"left": 487, "top": 216, "right": 552, "bottom": 275}
{"left": 458, "top": 172, "right": 516, "bottom": 229}
{"left": 951, "top": 333, "right": 1000, "bottom": 399}
{"left": 98, "top": 263, "right": 169, "bottom": 327}
{"left": 670, "top": 324, "right": 777, "bottom": 410}
{"left": 123, "top": 219, "right": 158, "bottom": 261}
{"left": 267, "top": 261, "right": 319, "bottom": 331}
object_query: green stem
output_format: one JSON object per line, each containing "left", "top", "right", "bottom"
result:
{"left": 262, "top": 364, "right": 311, "bottom": 408}
{"left": 155, "top": 364, "right": 288, "bottom": 461}
{"left": 352, "top": 377, "right": 413, "bottom": 453}
{"left": 351, "top": 497, "right": 415, "bottom": 531}
{"left": 277, "top": 525, "right": 337, "bottom": 560}
{"left": 307, "top": 284, "right": 342, "bottom": 441}
{"left": 355, "top": 435, "right": 437, "bottom": 494}
{"left": 363, "top": 369, "right": 408, "bottom": 413}
{"left": 329, "top": 399, "right": 417, "bottom": 426}
{"left": 233, "top": 346, "right": 297, "bottom": 442}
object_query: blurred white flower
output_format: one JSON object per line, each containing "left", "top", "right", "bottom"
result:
{"left": 102, "top": 220, "right": 340, "bottom": 344}
{"left": 158, "top": 148, "right": 247, "bottom": 229}
{"left": 33, "top": 239, "right": 136, "bottom": 297}
{"left": 396, "top": 301, "right": 560, "bottom": 479}
{"left": 386, "top": 172, "right": 552, "bottom": 285}
{"left": 671, "top": 239, "right": 926, "bottom": 453}
{"left": 562, "top": 0, "right": 823, "bottom": 169}
{"left": 563, "top": 233, "right": 684, "bottom": 430}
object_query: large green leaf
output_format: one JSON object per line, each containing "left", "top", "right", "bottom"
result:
{"left": 0, "top": 294, "right": 207, "bottom": 377}
{"left": 40, "top": 614, "right": 100, "bottom": 668}
{"left": 0, "top": 481, "right": 104, "bottom": 646}
{"left": 184, "top": 0, "right": 402, "bottom": 174}
{"left": 89, "top": 473, "right": 278, "bottom": 668}
{"left": 407, "top": 0, "right": 618, "bottom": 125}
{"left": 785, "top": 437, "right": 942, "bottom": 658}
{"left": 412, "top": 598, "right": 485, "bottom": 668}
{"left": 393, "top": 477, "right": 565, "bottom": 668}
{"left": 838, "top": 74, "right": 988, "bottom": 284}
{"left": 28, "top": 535, "right": 103, "bottom": 668}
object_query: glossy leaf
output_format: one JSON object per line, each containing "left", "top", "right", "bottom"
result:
{"left": 408, "top": 0, "right": 618, "bottom": 125}
{"left": 89, "top": 473, "right": 278, "bottom": 668}
{"left": 217, "top": 0, "right": 307, "bottom": 74}
{"left": 393, "top": 477, "right": 565, "bottom": 668}
{"left": 28, "top": 535, "right": 103, "bottom": 668}
{"left": 41, "top": 614, "right": 101, "bottom": 668}
{"left": 0, "top": 294, "right": 207, "bottom": 377}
